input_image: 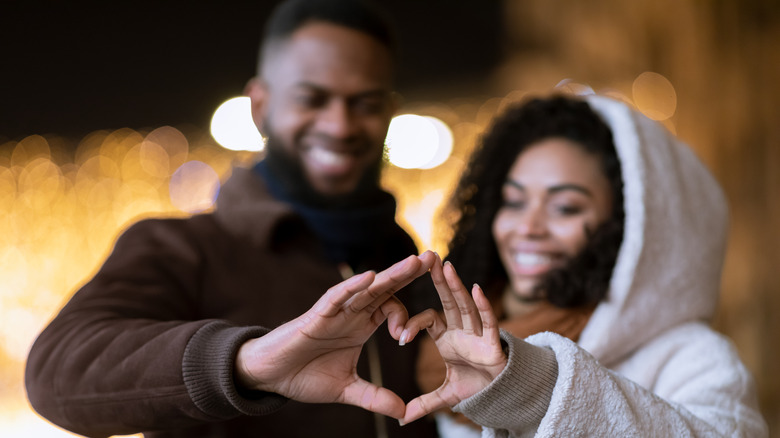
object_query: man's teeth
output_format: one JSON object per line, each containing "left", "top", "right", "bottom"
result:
{"left": 514, "top": 253, "right": 552, "bottom": 267}
{"left": 310, "top": 148, "right": 350, "bottom": 166}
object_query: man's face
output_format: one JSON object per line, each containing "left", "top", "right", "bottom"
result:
{"left": 248, "top": 22, "right": 397, "bottom": 196}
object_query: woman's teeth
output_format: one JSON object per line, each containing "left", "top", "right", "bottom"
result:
{"left": 514, "top": 253, "right": 552, "bottom": 267}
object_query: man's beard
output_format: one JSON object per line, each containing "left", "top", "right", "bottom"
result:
{"left": 261, "top": 136, "right": 385, "bottom": 209}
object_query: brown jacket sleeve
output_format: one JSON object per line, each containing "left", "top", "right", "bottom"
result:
{"left": 24, "top": 218, "right": 284, "bottom": 437}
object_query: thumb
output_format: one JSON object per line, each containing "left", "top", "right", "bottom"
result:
{"left": 342, "top": 378, "right": 406, "bottom": 420}
{"left": 380, "top": 296, "right": 408, "bottom": 340}
{"left": 401, "top": 390, "right": 449, "bottom": 426}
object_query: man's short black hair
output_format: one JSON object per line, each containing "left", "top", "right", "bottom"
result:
{"left": 258, "top": 0, "right": 398, "bottom": 72}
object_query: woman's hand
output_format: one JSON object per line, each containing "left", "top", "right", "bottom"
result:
{"left": 400, "top": 254, "right": 507, "bottom": 425}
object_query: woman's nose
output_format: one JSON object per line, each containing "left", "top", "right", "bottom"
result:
{"left": 515, "top": 208, "right": 548, "bottom": 238}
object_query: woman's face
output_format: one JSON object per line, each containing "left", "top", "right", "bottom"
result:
{"left": 492, "top": 137, "right": 614, "bottom": 299}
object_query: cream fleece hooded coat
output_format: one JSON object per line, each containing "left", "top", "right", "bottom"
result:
{"left": 443, "top": 94, "right": 768, "bottom": 437}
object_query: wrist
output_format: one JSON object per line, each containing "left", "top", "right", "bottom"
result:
{"left": 489, "top": 341, "right": 509, "bottom": 381}
{"left": 234, "top": 340, "right": 255, "bottom": 389}
{"left": 182, "top": 322, "right": 277, "bottom": 417}
{"left": 234, "top": 337, "right": 269, "bottom": 392}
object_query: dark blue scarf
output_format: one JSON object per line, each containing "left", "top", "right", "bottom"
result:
{"left": 253, "top": 160, "right": 399, "bottom": 268}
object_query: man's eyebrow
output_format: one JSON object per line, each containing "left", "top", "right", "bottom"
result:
{"left": 293, "top": 82, "right": 392, "bottom": 99}
{"left": 504, "top": 179, "right": 593, "bottom": 197}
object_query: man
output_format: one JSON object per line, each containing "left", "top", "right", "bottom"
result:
{"left": 25, "top": 0, "right": 438, "bottom": 436}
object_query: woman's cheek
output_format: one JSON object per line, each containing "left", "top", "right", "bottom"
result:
{"left": 550, "top": 219, "right": 590, "bottom": 255}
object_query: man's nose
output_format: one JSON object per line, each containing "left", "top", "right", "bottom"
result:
{"left": 316, "top": 99, "right": 355, "bottom": 139}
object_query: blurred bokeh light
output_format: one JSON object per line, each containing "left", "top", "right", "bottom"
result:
{"left": 632, "top": 71, "right": 677, "bottom": 121}
{"left": 210, "top": 97, "right": 265, "bottom": 152}
{"left": 0, "top": 126, "right": 253, "bottom": 436}
{"left": 169, "top": 161, "right": 221, "bottom": 213}
{"left": 418, "top": 117, "right": 454, "bottom": 169}
{"left": 385, "top": 114, "right": 452, "bottom": 169}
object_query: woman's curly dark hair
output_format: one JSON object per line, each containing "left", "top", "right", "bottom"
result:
{"left": 444, "top": 94, "right": 625, "bottom": 309}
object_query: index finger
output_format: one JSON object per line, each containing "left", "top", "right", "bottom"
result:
{"left": 430, "top": 256, "right": 461, "bottom": 328}
{"left": 443, "top": 261, "right": 482, "bottom": 336}
{"left": 314, "top": 270, "right": 376, "bottom": 317}
{"left": 346, "top": 251, "right": 435, "bottom": 313}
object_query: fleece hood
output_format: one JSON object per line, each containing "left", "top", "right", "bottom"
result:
{"left": 578, "top": 94, "right": 729, "bottom": 366}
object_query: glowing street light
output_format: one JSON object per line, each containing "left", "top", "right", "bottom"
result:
{"left": 385, "top": 114, "right": 453, "bottom": 169}
{"left": 210, "top": 97, "right": 265, "bottom": 152}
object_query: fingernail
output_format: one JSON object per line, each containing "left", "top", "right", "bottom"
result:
{"left": 399, "top": 330, "right": 409, "bottom": 346}
{"left": 398, "top": 419, "right": 406, "bottom": 426}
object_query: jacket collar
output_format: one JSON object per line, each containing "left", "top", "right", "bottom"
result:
{"left": 213, "top": 166, "right": 300, "bottom": 247}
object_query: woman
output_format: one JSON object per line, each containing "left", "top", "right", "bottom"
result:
{"left": 400, "top": 94, "right": 767, "bottom": 437}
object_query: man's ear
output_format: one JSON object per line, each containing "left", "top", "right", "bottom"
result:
{"left": 245, "top": 77, "right": 268, "bottom": 134}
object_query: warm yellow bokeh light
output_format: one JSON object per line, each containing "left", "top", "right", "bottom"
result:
{"left": 145, "top": 126, "right": 190, "bottom": 171}
{"left": 401, "top": 188, "right": 446, "bottom": 250}
{"left": 632, "top": 72, "right": 677, "bottom": 121}
{"left": 169, "top": 161, "right": 220, "bottom": 213}
{"left": 0, "top": 130, "right": 244, "bottom": 437}
{"left": 210, "top": 97, "right": 265, "bottom": 152}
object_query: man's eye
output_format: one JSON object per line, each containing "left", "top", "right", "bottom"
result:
{"left": 352, "top": 98, "right": 387, "bottom": 114}
{"left": 296, "top": 94, "right": 326, "bottom": 108}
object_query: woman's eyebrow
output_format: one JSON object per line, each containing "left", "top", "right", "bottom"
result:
{"left": 548, "top": 184, "right": 593, "bottom": 197}
{"left": 504, "top": 179, "right": 593, "bottom": 197}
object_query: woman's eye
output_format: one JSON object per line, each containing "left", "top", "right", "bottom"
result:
{"left": 554, "top": 205, "right": 583, "bottom": 216}
{"left": 501, "top": 200, "right": 525, "bottom": 209}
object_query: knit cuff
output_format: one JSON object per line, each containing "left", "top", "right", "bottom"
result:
{"left": 182, "top": 321, "right": 288, "bottom": 419}
{"left": 453, "top": 329, "right": 558, "bottom": 432}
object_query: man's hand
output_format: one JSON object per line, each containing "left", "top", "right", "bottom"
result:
{"left": 235, "top": 251, "right": 436, "bottom": 420}
{"left": 398, "top": 254, "right": 508, "bottom": 425}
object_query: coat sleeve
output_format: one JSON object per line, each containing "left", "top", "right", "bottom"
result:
{"left": 24, "top": 219, "right": 286, "bottom": 437}
{"left": 454, "top": 327, "right": 768, "bottom": 438}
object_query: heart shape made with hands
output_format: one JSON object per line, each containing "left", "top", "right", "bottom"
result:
{"left": 369, "top": 254, "right": 508, "bottom": 425}
{"left": 234, "top": 252, "right": 506, "bottom": 426}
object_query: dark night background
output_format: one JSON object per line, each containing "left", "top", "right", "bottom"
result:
{"left": 0, "top": 1, "right": 504, "bottom": 142}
